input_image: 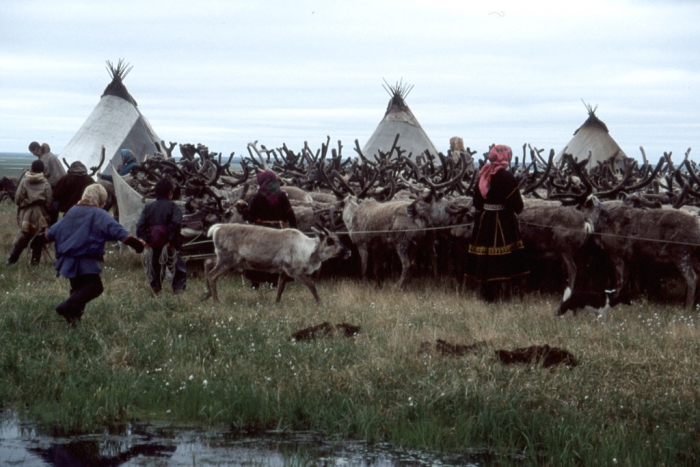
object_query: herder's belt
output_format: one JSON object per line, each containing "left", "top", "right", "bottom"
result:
{"left": 483, "top": 203, "right": 505, "bottom": 211}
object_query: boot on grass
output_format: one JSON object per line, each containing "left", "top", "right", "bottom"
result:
{"left": 5, "top": 246, "right": 23, "bottom": 266}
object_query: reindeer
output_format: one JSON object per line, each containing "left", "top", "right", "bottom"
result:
{"left": 518, "top": 199, "right": 594, "bottom": 290}
{"left": 203, "top": 224, "right": 351, "bottom": 303}
{"left": 585, "top": 201, "right": 700, "bottom": 309}
{"left": 342, "top": 195, "right": 430, "bottom": 288}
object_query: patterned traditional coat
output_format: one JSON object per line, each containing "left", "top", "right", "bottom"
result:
{"left": 464, "top": 169, "right": 529, "bottom": 282}
{"left": 14, "top": 171, "right": 52, "bottom": 236}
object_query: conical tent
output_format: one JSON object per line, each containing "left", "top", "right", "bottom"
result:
{"left": 362, "top": 81, "right": 439, "bottom": 159}
{"left": 60, "top": 60, "right": 163, "bottom": 175}
{"left": 555, "top": 104, "right": 627, "bottom": 170}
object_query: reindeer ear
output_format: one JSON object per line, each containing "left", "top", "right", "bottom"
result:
{"left": 311, "top": 224, "right": 324, "bottom": 237}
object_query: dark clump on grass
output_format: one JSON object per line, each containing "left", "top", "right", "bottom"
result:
{"left": 495, "top": 344, "right": 579, "bottom": 368}
{"left": 291, "top": 322, "right": 360, "bottom": 341}
{"left": 419, "top": 339, "right": 489, "bottom": 357}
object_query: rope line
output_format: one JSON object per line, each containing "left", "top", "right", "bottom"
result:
{"left": 180, "top": 220, "right": 700, "bottom": 254}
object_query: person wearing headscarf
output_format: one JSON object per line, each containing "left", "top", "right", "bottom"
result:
{"left": 465, "top": 144, "right": 528, "bottom": 301}
{"left": 97, "top": 149, "right": 139, "bottom": 182}
{"left": 52, "top": 161, "right": 95, "bottom": 215}
{"left": 234, "top": 170, "right": 297, "bottom": 288}
{"left": 237, "top": 170, "right": 298, "bottom": 229}
{"left": 41, "top": 184, "right": 144, "bottom": 324}
{"left": 28, "top": 141, "right": 66, "bottom": 188}
{"left": 5, "top": 159, "right": 52, "bottom": 266}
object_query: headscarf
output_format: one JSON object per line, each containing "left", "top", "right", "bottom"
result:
{"left": 120, "top": 149, "right": 137, "bottom": 164}
{"left": 257, "top": 170, "right": 282, "bottom": 207}
{"left": 478, "top": 144, "right": 512, "bottom": 198}
{"left": 68, "top": 161, "right": 88, "bottom": 176}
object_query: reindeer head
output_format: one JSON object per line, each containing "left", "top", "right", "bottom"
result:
{"left": 311, "top": 225, "right": 351, "bottom": 261}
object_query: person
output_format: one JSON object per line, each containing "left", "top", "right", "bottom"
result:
{"left": 43, "top": 184, "right": 145, "bottom": 324}
{"left": 28, "top": 141, "right": 66, "bottom": 188}
{"left": 136, "top": 178, "right": 187, "bottom": 296}
{"left": 235, "top": 169, "right": 297, "bottom": 288}
{"left": 97, "top": 149, "right": 139, "bottom": 182}
{"left": 237, "top": 170, "right": 297, "bottom": 229}
{"left": 465, "top": 144, "right": 529, "bottom": 302}
{"left": 6, "top": 160, "right": 52, "bottom": 266}
{"left": 52, "top": 161, "right": 95, "bottom": 215}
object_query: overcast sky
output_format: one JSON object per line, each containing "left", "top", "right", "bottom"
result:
{"left": 1, "top": 0, "right": 699, "bottom": 162}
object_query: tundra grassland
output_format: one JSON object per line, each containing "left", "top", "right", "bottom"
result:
{"left": 0, "top": 203, "right": 699, "bottom": 466}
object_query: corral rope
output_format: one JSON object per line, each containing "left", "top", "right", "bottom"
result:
{"left": 142, "top": 247, "right": 178, "bottom": 286}
{"left": 180, "top": 219, "right": 700, "bottom": 261}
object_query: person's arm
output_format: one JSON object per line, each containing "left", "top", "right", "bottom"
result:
{"left": 44, "top": 183, "right": 53, "bottom": 208}
{"left": 136, "top": 205, "right": 149, "bottom": 241}
{"left": 169, "top": 204, "right": 184, "bottom": 248}
{"left": 502, "top": 172, "right": 524, "bottom": 214}
{"left": 505, "top": 187, "right": 524, "bottom": 214}
{"left": 122, "top": 235, "right": 145, "bottom": 253}
{"left": 14, "top": 181, "right": 27, "bottom": 208}
{"left": 472, "top": 186, "right": 484, "bottom": 211}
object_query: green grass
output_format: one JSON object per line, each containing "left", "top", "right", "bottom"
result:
{"left": 1, "top": 202, "right": 699, "bottom": 465}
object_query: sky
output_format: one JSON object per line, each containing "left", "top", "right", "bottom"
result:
{"left": 1, "top": 0, "right": 699, "bottom": 163}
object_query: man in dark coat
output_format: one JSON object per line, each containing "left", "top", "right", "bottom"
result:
{"left": 52, "top": 161, "right": 95, "bottom": 215}
{"left": 136, "top": 178, "right": 187, "bottom": 296}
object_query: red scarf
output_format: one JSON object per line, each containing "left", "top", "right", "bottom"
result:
{"left": 478, "top": 145, "right": 512, "bottom": 197}
{"left": 257, "top": 170, "right": 282, "bottom": 207}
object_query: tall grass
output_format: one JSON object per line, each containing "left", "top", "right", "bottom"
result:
{"left": 1, "top": 202, "right": 699, "bottom": 465}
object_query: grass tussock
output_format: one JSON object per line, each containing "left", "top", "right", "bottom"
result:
{"left": 1, "top": 203, "right": 699, "bottom": 465}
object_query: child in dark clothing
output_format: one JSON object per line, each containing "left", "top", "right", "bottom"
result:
{"left": 136, "top": 178, "right": 187, "bottom": 295}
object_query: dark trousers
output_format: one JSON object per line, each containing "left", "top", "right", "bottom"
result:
{"left": 55, "top": 274, "right": 104, "bottom": 323}
{"left": 150, "top": 247, "right": 187, "bottom": 293}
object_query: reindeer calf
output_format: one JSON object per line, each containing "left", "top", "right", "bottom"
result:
{"left": 203, "top": 224, "right": 351, "bottom": 303}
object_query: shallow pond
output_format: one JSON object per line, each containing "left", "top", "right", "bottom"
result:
{"left": 0, "top": 412, "right": 492, "bottom": 466}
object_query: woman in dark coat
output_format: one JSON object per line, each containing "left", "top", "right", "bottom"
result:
{"left": 240, "top": 170, "right": 297, "bottom": 229}
{"left": 465, "top": 144, "right": 529, "bottom": 301}
{"left": 235, "top": 170, "right": 297, "bottom": 288}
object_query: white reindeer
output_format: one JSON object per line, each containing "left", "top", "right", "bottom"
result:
{"left": 203, "top": 224, "right": 351, "bottom": 303}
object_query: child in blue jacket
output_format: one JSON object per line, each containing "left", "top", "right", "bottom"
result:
{"left": 44, "top": 184, "right": 144, "bottom": 324}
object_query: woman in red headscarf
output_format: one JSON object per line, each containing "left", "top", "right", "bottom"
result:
{"left": 465, "top": 144, "right": 528, "bottom": 301}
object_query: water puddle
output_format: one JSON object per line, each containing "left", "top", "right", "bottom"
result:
{"left": 1, "top": 412, "right": 492, "bottom": 466}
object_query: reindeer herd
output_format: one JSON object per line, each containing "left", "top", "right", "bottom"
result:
{"left": 2, "top": 137, "right": 700, "bottom": 310}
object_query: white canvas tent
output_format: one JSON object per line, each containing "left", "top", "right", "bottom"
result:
{"left": 362, "top": 81, "right": 439, "bottom": 160}
{"left": 555, "top": 104, "right": 627, "bottom": 170}
{"left": 60, "top": 60, "right": 163, "bottom": 176}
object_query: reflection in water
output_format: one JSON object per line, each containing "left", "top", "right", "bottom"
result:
{"left": 1, "top": 411, "right": 491, "bottom": 466}
{"left": 30, "top": 440, "right": 176, "bottom": 466}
